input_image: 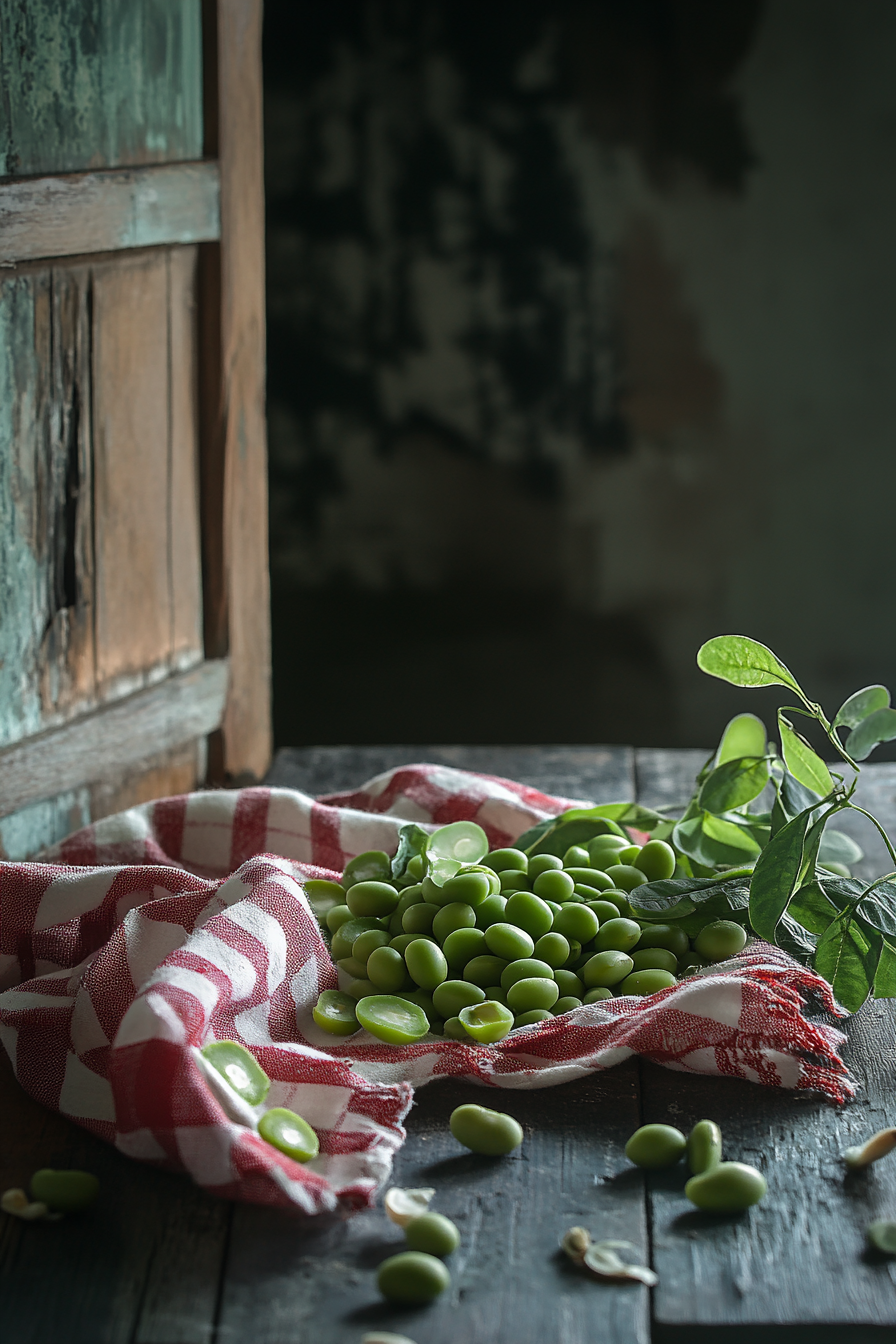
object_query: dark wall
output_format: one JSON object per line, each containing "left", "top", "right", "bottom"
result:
{"left": 263, "top": 1, "right": 896, "bottom": 750}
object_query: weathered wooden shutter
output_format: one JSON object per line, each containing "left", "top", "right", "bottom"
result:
{"left": 0, "top": 0, "right": 270, "bottom": 858}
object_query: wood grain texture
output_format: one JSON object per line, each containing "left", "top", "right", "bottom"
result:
{"left": 0, "top": 163, "right": 220, "bottom": 265}
{"left": 210, "top": 0, "right": 272, "bottom": 780}
{"left": 0, "top": 658, "right": 227, "bottom": 817}
{"left": 0, "top": 0, "right": 203, "bottom": 177}
{"left": 167, "top": 247, "right": 205, "bottom": 667}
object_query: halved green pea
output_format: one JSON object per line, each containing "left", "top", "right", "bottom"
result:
{"left": 625, "top": 1123, "right": 686, "bottom": 1169}
{"left": 505, "top": 976, "right": 559, "bottom": 1013}
{"left": 355, "top": 994, "right": 430, "bottom": 1044}
{"left": 485, "top": 922, "right": 535, "bottom": 961}
{"left": 552, "top": 904, "right": 599, "bottom": 944}
{"left": 342, "top": 850, "right": 392, "bottom": 888}
{"left": 443, "top": 926, "right": 487, "bottom": 968}
{"left": 582, "top": 950, "right": 634, "bottom": 988}
{"left": 432, "top": 979, "right": 485, "bottom": 1018}
{"left": 432, "top": 902, "right": 476, "bottom": 942}
{"left": 486, "top": 847, "right": 528, "bottom": 873}
{"left": 367, "top": 945, "right": 410, "bottom": 993}
{"left": 593, "top": 917, "right": 641, "bottom": 953}
{"left": 405, "top": 938, "right": 448, "bottom": 990}
{"left": 201, "top": 1041, "right": 270, "bottom": 1105}
{"left": 312, "top": 989, "right": 360, "bottom": 1036}
{"left": 694, "top": 920, "right": 748, "bottom": 961}
{"left": 528, "top": 854, "right": 563, "bottom": 879}
{"left": 532, "top": 869, "right": 575, "bottom": 902}
{"left": 450, "top": 1103, "right": 523, "bottom": 1154}
{"left": 475, "top": 894, "right": 509, "bottom": 928}
{"left": 618, "top": 969, "right": 677, "bottom": 996}
{"left": 404, "top": 1211, "right": 461, "bottom": 1257}
{"left": 562, "top": 845, "right": 591, "bottom": 867}
{"left": 688, "top": 1119, "right": 722, "bottom": 1175}
{"left": 513, "top": 1008, "right": 553, "bottom": 1027}
{"left": 602, "top": 864, "right": 649, "bottom": 892}
{"left": 503, "top": 891, "right": 554, "bottom": 939}
{"left": 458, "top": 999, "right": 514, "bottom": 1042}
{"left": 258, "top": 1107, "right": 319, "bottom": 1162}
{"left": 685, "top": 1161, "right": 766, "bottom": 1212}
{"left": 633, "top": 839, "right": 676, "bottom": 881}
{"left": 377, "top": 1250, "right": 450, "bottom": 1303}
{"left": 553, "top": 996, "right": 583, "bottom": 1014}
{"left": 29, "top": 1169, "right": 99, "bottom": 1213}
{"left": 533, "top": 932, "right": 570, "bottom": 968}
{"left": 635, "top": 923, "right": 690, "bottom": 958}
{"left": 554, "top": 968, "right": 584, "bottom": 997}
{"left": 500, "top": 957, "right": 555, "bottom": 990}
{"left": 630, "top": 948, "right": 678, "bottom": 974}
{"left": 463, "top": 955, "right": 509, "bottom": 987}
{"left": 427, "top": 820, "right": 489, "bottom": 866}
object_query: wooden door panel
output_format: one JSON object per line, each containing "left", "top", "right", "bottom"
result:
{"left": 168, "top": 246, "right": 205, "bottom": 666}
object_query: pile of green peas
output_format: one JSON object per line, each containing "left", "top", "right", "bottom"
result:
{"left": 625, "top": 1119, "right": 767, "bottom": 1213}
{"left": 308, "top": 830, "right": 749, "bottom": 1046}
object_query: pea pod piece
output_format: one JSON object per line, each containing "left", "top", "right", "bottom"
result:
{"left": 688, "top": 1119, "right": 722, "bottom": 1175}
{"left": 685, "top": 1161, "right": 767, "bottom": 1212}
{"left": 258, "top": 1107, "right": 319, "bottom": 1163}
{"left": 29, "top": 1169, "right": 99, "bottom": 1213}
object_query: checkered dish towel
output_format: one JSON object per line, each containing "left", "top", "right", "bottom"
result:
{"left": 0, "top": 764, "right": 853, "bottom": 1216}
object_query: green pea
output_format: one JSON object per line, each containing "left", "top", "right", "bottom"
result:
{"left": 325, "top": 903, "right": 354, "bottom": 934}
{"left": 352, "top": 929, "right": 391, "bottom": 963}
{"left": 630, "top": 948, "right": 678, "bottom": 974}
{"left": 584, "top": 986, "right": 613, "bottom": 1003}
{"left": 421, "top": 876, "right": 444, "bottom": 904}
{"left": 342, "top": 850, "right": 392, "bottom": 888}
{"left": 553, "top": 996, "right": 582, "bottom": 1014}
{"left": 432, "top": 979, "right": 485, "bottom": 1017}
{"left": 377, "top": 1250, "right": 450, "bottom": 1303}
{"left": 528, "top": 853, "right": 563, "bottom": 878}
{"left": 589, "top": 847, "right": 631, "bottom": 872}
{"left": 484, "top": 984, "right": 508, "bottom": 1005}
{"left": 331, "top": 917, "right": 386, "bottom": 961}
{"left": 458, "top": 999, "right": 514, "bottom": 1042}
{"left": 688, "top": 1119, "right": 722, "bottom": 1175}
{"left": 356, "top": 994, "right": 430, "bottom": 1044}
{"left": 258, "top": 1107, "right": 319, "bottom": 1162}
{"left": 680, "top": 953, "right": 711, "bottom": 975}
{"left": 625, "top": 1124, "right": 686, "bottom": 1169}
{"left": 684, "top": 1161, "right": 767, "bottom": 1212}
{"left": 485, "top": 921, "right": 535, "bottom": 961}
{"left": 463, "top": 864, "right": 502, "bottom": 894}
{"left": 304, "top": 879, "right": 346, "bottom": 921}
{"left": 563, "top": 938, "right": 583, "bottom": 966}
{"left": 404, "top": 1211, "right": 461, "bottom": 1257}
{"left": 602, "top": 864, "right": 649, "bottom": 892}
{"left": 486, "top": 847, "right": 528, "bottom": 873}
{"left": 694, "top": 920, "right": 748, "bottom": 962}
{"left": 532, "top": 869, "right": 575, "bottom": 902}
{"left": 463, "top": 954, "right": 509, "bottom": 987}
{"left": 635, "top": 923, "right": 689, "bottom": 958}
{"left": 475, "top": 894, "right": 509, "bottom": 928}
{"left": 201, "top": 1040, "right": 271, "bottom": 1105}
{"left": 450, "top": 1103, "right": 523, "bottom": 1154}
{"left": 396, "top": 886, "right": 425, "bottom": 915}
{"left": 552, "top": 903, "right": 599, "bottom": 944}
{"left": 391, "top": 932, "right": 435, "bottom": 955}
{"left": 594, "top": 917, "right": 641, "bottom": 953}
{"left": 403, "top": 902, "right": 437, "bottom": 934}
{"left": 387, "top": 911, "right": 404, "bottom": 937}
{"left": 405, "top": 939, "right": 449, "bottom": 991}
{"left": 367, "top": 945, "right": 409, "bottom": 993}
{"left": 585, "top": 899, "right": 622, "bottom": 923}
{"left": 443, "top": 926, "right": 488, "bottom": 969}
{"left": 582, "top": 950, "right": 634, "bottom": 988}
{"left": 867, "top": 1221, "right": 896, "bottom": 1255}
{"left": 394, "top": 988, "right": 434, "bottom": 1016}
{"left": 586, "top": 833, "right": 628, "bottom": 860}
{"left": 499, "top": 870, "right": 531, "bottom": 893}
{"left": 505, "top": 976, "right": 559, "bottom": 1013}
{"left": 432, "top": 902, "right": 477, "bottom": 942}
{"left": 346, "top": 978, "right": 376, "bottom": 999}
{"left": 571, "top": 868, "right": 614, "bottom": 891}
{"left": 533, "top": 932, "right": 570, "bottom": 968}
{"left": 440, "top": 871, "right": 492, "bottom": 908}
{"left": 29, "top": 1169, "right": 99, "bottom": 1213}
{"left": 312, "top": 989, "right": 360, "bottom": 1036}
{"left": 618, "top": 969, "right": 677, "bottom": 996}
{"left": 633, "top": 839, "right": 676, "bottom": 882}
{"left": 514, "top": 1008, "right": 553, "bottom": 1027}
{"left": 500, "top": 957, "right": 555, "bottom": 990}
{"left": 616, "top": 845, "right": 642, "bottom": 865}
{"left": 554, "top": 968, "right": 584, "bottom": 997}
{"left": 443, "top": 1015, "right": 471, "bottom": 1040}
{"left": 406, "top": 853, "right": 426, "bottom": 881}
{"left": 602, "top": 890, "right": 636, "bottom": 917}
{"left": 336, "top": 955, "right": 370, "bottom": 981}
{"left": 503, "top": 891, "right": 554, "bottom": 939}
{"left": 562, "top": 845, "right": 591, "bottom": 867}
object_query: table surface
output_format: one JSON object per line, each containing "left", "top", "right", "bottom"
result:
{"left": 4, "top": 745, "right": 896, "bottom": 1344}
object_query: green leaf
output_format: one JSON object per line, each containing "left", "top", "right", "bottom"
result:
{"left": 779, "top": 771, "right": 824, "bottom": 819}
{"left": 628, "top": 874, "right": 752, "bottom": 923}
{"left": 855, "top": 882, "right": 896, "bottom": 939}
{"left": 749, "top": 807, "right": 813, "bottom": 942}
{"left": 778, "top": 713, "right": 834, "bottom": 797}
{"left": 788, "top": 877, "right": 844, "bottom": 935}
{"left": 845, "top": 707, "right": 896, "bottom": 762}
{"left": 776, "top": 913, "right": 818, "bottom": 959}
{"left": 814, "top": 919, "right": 880, "bottom": 1014}
{"left": 391, "top": 823, "right": 431, "bottom": 880}
{"left": 512, "top": 816, "right": 556, "bottom": 852}
{"left": 697, "top": 635, "right": 804, "bottom": 694}
{"left": 701, "top": 812, "right": 763, "bottom": 858}
{"left": 873, "top": 940, "right": 896, "bottom": 998}
{"left": 833, "top": 684, "right": 890, "bottom": 730}
{"left": 698, "top": 756, "right": 770, "bottom": 814}
{"left": 520, "top": 803, "right": 663, "bottom": 857}
{"left": 716, "top": 713, "right": 767, "bottom": 766}
{"left": 817, "top": 828, "right": 864, "bottom": 867}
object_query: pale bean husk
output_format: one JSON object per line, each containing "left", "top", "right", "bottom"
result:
{"left": 383, "top": 1186, "right": 436, "bottom": 1227}
{"left": 843, "top": 1128, "right": 896, "bottom": 1169}
{"left": 362, "top": 1333, "right": 420, "bottom": 1344}
{"left": 561, "top": 1226, "right": 658, "bottom": 1285}
{"left": 0, "top": 1189, "right": 61, "bottom": 1221}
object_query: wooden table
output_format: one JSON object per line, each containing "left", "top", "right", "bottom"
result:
{"left": 4, "top": 745, "right": 896, "bottom": 1344}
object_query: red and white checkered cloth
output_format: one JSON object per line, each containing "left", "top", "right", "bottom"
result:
{"left": 0, "top": 764, "right": 853, "bottom": 1217}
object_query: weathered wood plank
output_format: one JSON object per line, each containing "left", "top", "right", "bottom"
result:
{"left": 167, "top": 246, "right": 205, "bottom": 668}
{"left": 218, "top": 1073, "right": 649, "bottom": 1344}
{"left": 0, "top": 0, "right": 203, "bottom": 177}
{"left": 0, "top": 163, "right": 220, "bottom": 265}
{"left": 0, "top": 658, "right": 228, "bottom": 817}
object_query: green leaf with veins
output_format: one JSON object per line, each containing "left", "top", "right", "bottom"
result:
{"left": 697, "top": 636, "right": 804, "bottom": 694}
{"left": 749, "top": 807, "right": 813, "bottom": 942}
{"left": 817, "top": 828, "right": 863, "bottom": 867}
{"left": 833, "top": 685, "right": 890, "bottom": 731}
{"left": 716, "top": 713, "right": 767, "bottom": 765}
{"left": 778, "top": 713, "right": 834, "bottom": 796}
{"left": 873, "top": 940, "right": 896, "bottom": 998}
{"left": 814, "top": 919, "right": 881, "bottom": 1014}
{"left": 698, "top": 756, "right": 769, "bottom": 814}
{"left": 788, "top": 877, "right": 846, "bottom": 935}
{"left": 845, "top": 707, "right": 896, "bottom": 762}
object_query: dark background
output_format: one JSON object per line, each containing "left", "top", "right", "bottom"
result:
{"left": 262, "top": 0, "right": 896, "bottom": 752}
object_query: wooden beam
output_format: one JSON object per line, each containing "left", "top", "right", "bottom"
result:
{"left": 0, "top": 659, "right": 228, "bottom": 817}
{"left": 0, "top": 162, "right": 220, "bottom": 264}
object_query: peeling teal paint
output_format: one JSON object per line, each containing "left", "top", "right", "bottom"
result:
{"left": 0, "top": 0, "right": 203, "bottom": 177}
{"left": 0, "top": 788, "right": 90, "bottom": 860}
